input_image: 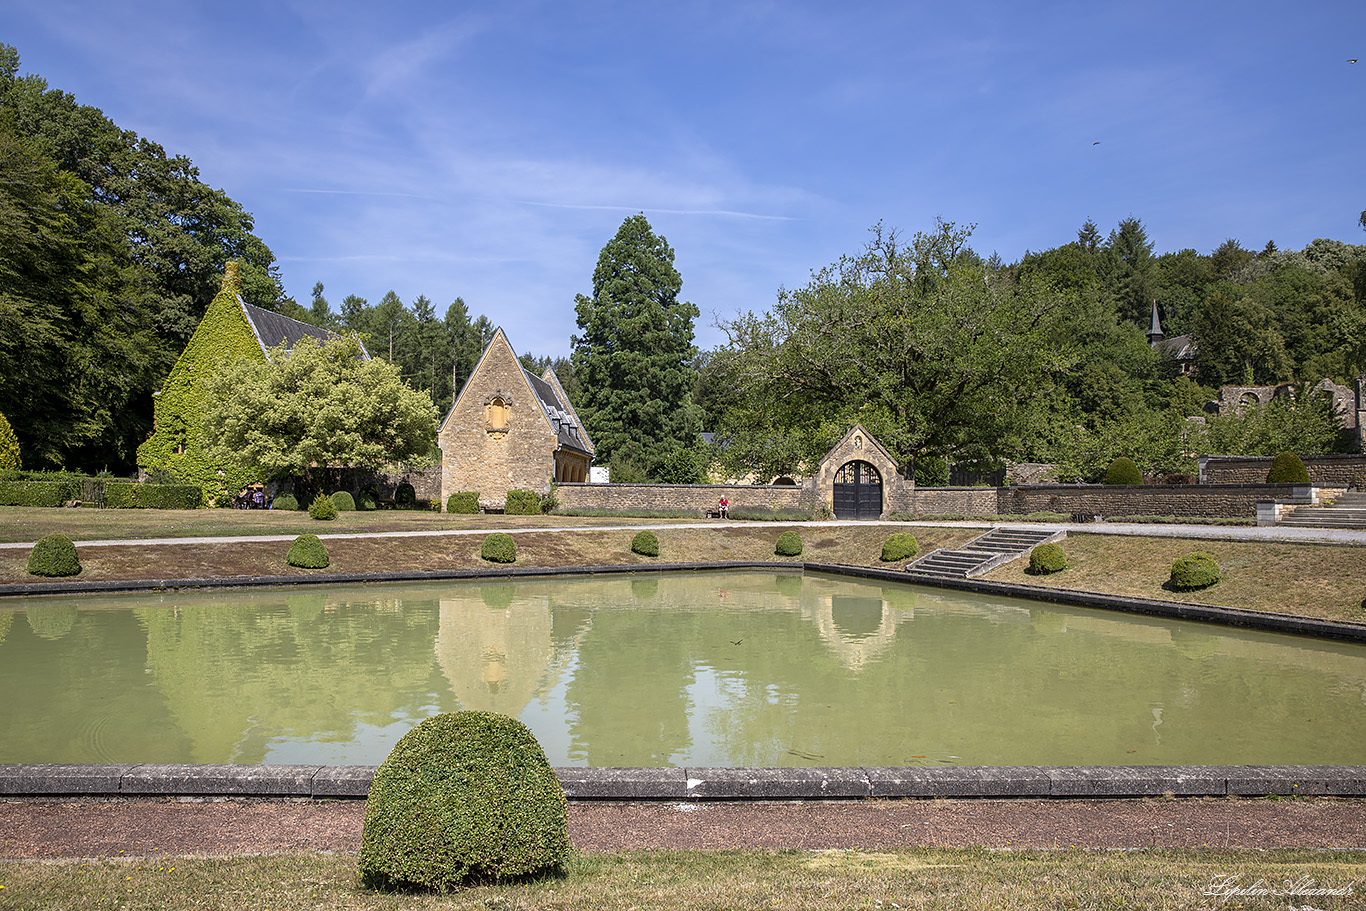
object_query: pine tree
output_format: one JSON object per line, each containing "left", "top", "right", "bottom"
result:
{"left": 571, "top": 215, "right": 701, "bottom": 476}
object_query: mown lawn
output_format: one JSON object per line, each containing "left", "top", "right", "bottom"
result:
{"left": 0, "top": 848, "right": 1362, "bottom": 911}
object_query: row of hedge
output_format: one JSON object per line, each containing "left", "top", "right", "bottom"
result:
{"left": 0, "top": 475, "right": 201, "bottom": 509}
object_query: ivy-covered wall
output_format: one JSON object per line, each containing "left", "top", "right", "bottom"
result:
{"left": 136, "top": 264, "right": 266, "bottom": 506}
{"left": 0, "top": 411, "right": 19, "bottom": 470}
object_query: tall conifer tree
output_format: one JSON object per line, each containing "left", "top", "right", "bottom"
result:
{"left": 571, "top": 215, "right": 701, "bottom": 475}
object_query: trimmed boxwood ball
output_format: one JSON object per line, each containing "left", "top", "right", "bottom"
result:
{"left": 481, "top": 533, "right": 517, "bottom": 564}
{"left": 1267, "top": 451, "right": 1310, "bottom": 483}
{"left": 631, "top": 530, "right": 659, "bottom": 557}
{"left": 1028, "top": 542, "right": 1067, "bottom": 575}
{"left": 1170, "top": 552, "right": 1221, "bottom": 591}
{"left": 447, "top": 491, "right": 479, "bottom": 514}
{"left": 286, "top": 533, "right": 330, "bottom": 569}
{"left": 775, "top": 530, "right": 803, "bottom": 557}
{"left": 358, "top": 711, "right": 569, "bottom": 891}
{"left": 330, "top": 490, "right": 356, "bottom": 511}
{"left": 272, "top": 492, "right": 299, "bottom": 511}
{"left": 1103, "top": 456, "right": 1143, "bottom": 485}
{"left": 308, "top": 493, "right": 338, "bottom": 520}
{"left": 27, "top": 533, "right": 80, "bottom": 577}
{"left": 880, "top": 533, "right": 918, "bottom": 562}
{"left": 395, "top": 482, "right": 417, "bottom": 507}
{"left": 505, "top": 489, "right": 541, "bottom": 515}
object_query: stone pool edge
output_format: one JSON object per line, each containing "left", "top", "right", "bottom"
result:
{"left": 2, "top": 763, "right": 1364, "bottom": 800}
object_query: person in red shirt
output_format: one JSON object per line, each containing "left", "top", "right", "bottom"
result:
{"left": 718, "top": 496, "right": 729, "bottom": 519}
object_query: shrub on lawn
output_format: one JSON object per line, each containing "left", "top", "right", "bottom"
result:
{"left": 505, "top": 489, "right": 541, "bottom": 516}
{"left": 308, "top": 493, "right": 338, "bottom": 520}
{"left": 447, "top": 491, "right": 480, "bottom": 514}
{"left": 0, "top": 411, "right": 19, "bottom": 470}
{"left": 358, "top": 711, "right": 569, "bottom": 891}
{"left": 273, "top": 493, "right": 299, "bottom": 511}
{"left": 286, "top": 534, "right": 330, "bottom": 569}
{"left": 395, "top": 482, "right": 417, "bottom": 508}
{"left": 631, "top": 530, "right": 659, "bottom": 557}
{"left": 880, "top": 533, "right": 918, "bottom": 562}
{"left": 331, "top": 491, "right": 356, "bottom": 511}
{"left": 775, "top": 530, "right": 803, "bottom": 557}
{"left": 481, "top": 533, "right": 517, "bottom": 564}
{"left": 1267, "top": 451, "right": 1309, "bottom": 484}
{"left": 27, "top": 533, "right": 80, "bottom": 577}
{"left": 1103, "top": 456, "right": 1143, "bottom": 485}
{"left": 1028, "top": 542, "right": 1068, "bottom": 575}
{"left": 1170, "top": 552, "right": 1221, "bottom": 591}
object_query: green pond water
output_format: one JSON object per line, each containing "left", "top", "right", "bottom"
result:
{"left": 0, "top": 570, "right": 1363, "bottom": 767}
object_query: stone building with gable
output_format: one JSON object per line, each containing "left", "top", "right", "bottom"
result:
{"left": 437, "top": 328, "right": 593, "bottom": 510}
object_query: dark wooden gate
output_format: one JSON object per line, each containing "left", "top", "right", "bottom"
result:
{"left": 832, "top": 460, "right": 882, "bottom": 519}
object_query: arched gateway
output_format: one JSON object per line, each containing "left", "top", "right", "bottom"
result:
{"left": 832, "top": 460, "right": 882, "bottom": 519}
{"left": 810, "top": 424, "right": 907, "bottom": 520}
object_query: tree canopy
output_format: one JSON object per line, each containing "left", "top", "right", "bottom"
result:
{"left": 715, "top": 222, "right": 1075, "bottom": 481}
{"left": 0, "top": 44, "right": 286, "bottom": 472}
{"left": 571, "top": 214, "right": 702, "bottom": 477}
{"left": 201, "top": 335, "right": 437, "bottom": 489}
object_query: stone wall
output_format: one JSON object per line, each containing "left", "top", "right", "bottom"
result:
{"left": 999, "top": 484, "right": 1290, "bottom": 519}
{"left": 557, "top": 483, "right": 806, "bottom": 514}
{"left": 898, "top": 487, "right": 1001, "bottom": 515}
{"left": 1200, "top": 454, "right": 1366, "bottom": 489}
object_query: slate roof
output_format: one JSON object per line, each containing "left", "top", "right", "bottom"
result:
{"left": 242, "top": 301, "right": 370, "bottom": 360}
{"left": 523, "top": 367, "right": 591, "bottom": 455}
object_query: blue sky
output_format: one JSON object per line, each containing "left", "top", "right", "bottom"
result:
{"left": 7, "top": 0, "right": 1364, "bottom": 356}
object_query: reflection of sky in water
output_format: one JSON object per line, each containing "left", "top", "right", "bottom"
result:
{"left": 1, "top": 571, "right": 1364, "bottom": 767}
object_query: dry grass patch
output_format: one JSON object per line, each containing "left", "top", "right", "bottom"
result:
{"left": 986, "top": 533, "right": 1366, "bottom": 624}
{"left": 0, "top": 848, "right": 1361, "bottom": 911}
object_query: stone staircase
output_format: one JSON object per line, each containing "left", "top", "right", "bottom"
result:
{"left": 905, "top": 526, "right": 1065, "bottom": 580}
{"left": 1277, "top": 490, "right": 1366, "bottom": 529}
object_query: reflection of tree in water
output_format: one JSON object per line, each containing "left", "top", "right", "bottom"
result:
{"left": 631, "top": 577, "right": 659, "bottom": 602}
{"left": 434, "top": 592, "right": 553, "bottom": 716}
{"left": 25, "top": 604, "right": 77, "bottom": 639}
{"left": 0, "top": 611, "right": 12, "bottom": 645}
{"left": 136, "top": 591, "right": 447, "bottom": 763}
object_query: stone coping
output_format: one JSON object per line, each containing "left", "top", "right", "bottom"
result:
{"left": 1, "top": 764, "right": 1362, "bottom": 800}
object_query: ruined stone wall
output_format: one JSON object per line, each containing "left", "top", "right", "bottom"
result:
{"left": 556, "top": 483, "right": 805, "bottom": 514}
{"left": 1200, "top": 454, "right": 1366, "bottom": 488}
{"left": 438, "top": 336, "right": 558, "bottom": 509}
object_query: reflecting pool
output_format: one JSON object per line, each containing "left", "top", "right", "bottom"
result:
{"left": 1, "top": 571, "right": 1363, "bottom": 767}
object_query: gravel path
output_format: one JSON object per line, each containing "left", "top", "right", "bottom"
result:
{"left": 2, "top": 796, "right": 1364, "bottom": 859}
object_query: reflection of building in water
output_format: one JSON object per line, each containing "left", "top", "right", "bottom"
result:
{"left": 797, "top": 582, "right": 915, "bottom": 672}
{"left": 435, "top": 592, "right": 579, "bottom": 715}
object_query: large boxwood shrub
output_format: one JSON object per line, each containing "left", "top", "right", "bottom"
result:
{"left": 1267, "top": 451, "right": 1309, "bottom": 484}
{"left": 505, "top": 489, "right": 541, "bottom": 516}
{"left": 447, "top": 491, "right": 480, "bottom": 514}
{"left": 1170, "top": 552, "right": 1221, "bottom": 591}
{"left": 308, "top": 493, "right": 338, "bottom": 520}
{"left": 273, "top": 493, "right": 299, "bottom": 511}
{"left": 880, "top": 533, "right": 918, "bottom": 562}
{"left": 1028, "top": 542, "right": 1068, "bottom": 575}
{"left": 331, "top": 491, "right": 356, "bottom": 511}
{"left": 1103, "top": 456, "right": 1143, "bottom": 485}
{"left": 631, "top": 530, "right": 659, "bottom": 557}
{"left": 286, "top": 534, "right": 330, "bottom": 569}
{"left": 395, "top": 482, "right": 417, "bottom": 508}
{"left": 775, "top": 530, "right": 803, "bottom": 557}
{"left": 27, "top": 534, "right": 81, "bottom": 577}
{"left": 358, "top": 711, "right": 569, "bottom": 891}
{"left": 481, "top": 533, "right": 517, "bottom": 564}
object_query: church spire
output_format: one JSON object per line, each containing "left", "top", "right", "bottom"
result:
{"left": 1146, "top": 300, "right": 1164, "bottom": 347}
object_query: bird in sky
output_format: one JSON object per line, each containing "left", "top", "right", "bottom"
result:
{"left": 1350, "top": 58, "right": 1359, "bottom": 63}
{"left": 1093, "top": 141, "right": 1101, "bottom": 145}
